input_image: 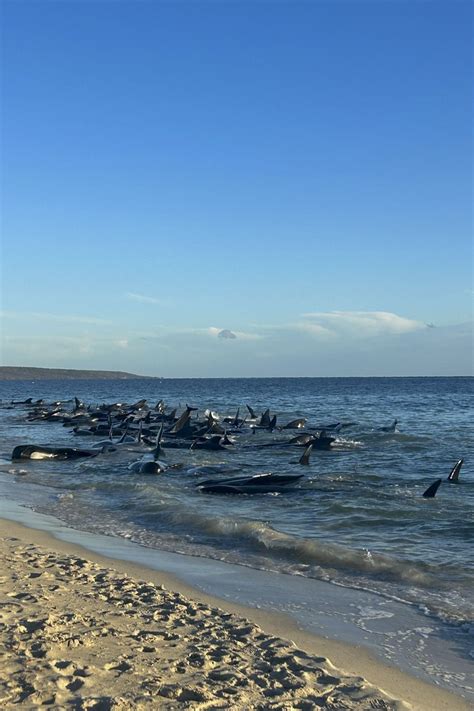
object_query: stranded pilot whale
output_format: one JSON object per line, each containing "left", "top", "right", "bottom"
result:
{"left": 12, "top": 445, "right": 98, "bottom": 460}
{"left": 197, "top": 473, "right": 304, "bottom": 495}
{"left": 129, "top": 454, "right": 167, "bottom": 474}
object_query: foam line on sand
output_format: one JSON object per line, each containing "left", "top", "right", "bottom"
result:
{"left": 0, "top": 519, "right": 469, "bottom": 710}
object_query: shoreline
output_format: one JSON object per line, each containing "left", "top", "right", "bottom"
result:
{"left": 0, "top": 507, "right": 469, "bottom": 710}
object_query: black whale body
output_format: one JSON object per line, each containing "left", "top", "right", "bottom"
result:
{"left": 197, "top": 473, "right": 304, "bottom": 494}
{"left": 12, "top": 445, "right": 99, "bottom": 460}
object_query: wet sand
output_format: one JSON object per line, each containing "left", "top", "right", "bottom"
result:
{"left": 0, "top": 518, "right": 469, "bottom": 710}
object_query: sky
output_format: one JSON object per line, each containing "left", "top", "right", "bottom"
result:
{"left": 1, "top": 0, "right": 472, "bottom": 377}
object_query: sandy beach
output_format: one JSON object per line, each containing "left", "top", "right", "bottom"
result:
{"left": 0, "top": 518, "right": 469, "bottom": 711}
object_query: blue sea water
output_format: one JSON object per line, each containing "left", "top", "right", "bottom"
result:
{"left": 0, "top": 377, "right": 473, "bottom": 685}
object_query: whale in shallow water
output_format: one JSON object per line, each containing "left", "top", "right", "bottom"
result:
{"left": 129, "top": 456, "right": 167, "bottom": 474}
{"left": 197, "top": 473, "right": 304, "bottom": 494}
{"left": 11, "top": 445, "right": 98, "bottom": 461}
{"left": 129, "top": 427, "right": 168, "bottom": 473}
{"left": 378, "top": 419, "right": 398, "bottom": 433}
{"left": 191, "top": 434, "right": 231, "bottom": 451}
{"left": 422, "top": 460, "right": 465, "bottom": 497}
{"left": 313, "top": 422, "right": 341, "bottom": 432}
{"left": 167, "top": 405, "right": 197, "bottom": 437}
{"left": 281, "top": 418, "right": 306, "bottom": 430}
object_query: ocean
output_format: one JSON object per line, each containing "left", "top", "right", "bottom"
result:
{"left": 1, "top": 376, "right": 473, "bottom": 697}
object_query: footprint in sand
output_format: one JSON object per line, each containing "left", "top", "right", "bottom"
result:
{"left": 7, "top": 592, "right": 38, "bottom": 602}
{"left": 0, "top": 601, "right": 24, "bottom": 620}
{"left": 51, "top": 660, "right": 75, "bottom": 672}
{"left": 103, "top": 660, "right": 133, "bottom": 674}
{"left": 56, "top": 676, "right": 85, "bottom": 692}
{"left": 17, "top": 617, "right": 48, "bottom": 634}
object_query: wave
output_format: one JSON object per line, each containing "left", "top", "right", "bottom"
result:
{"left": 141, "top": 504, "right": 443, "bottom": 587}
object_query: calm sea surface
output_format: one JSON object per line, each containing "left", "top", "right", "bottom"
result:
{"left": 1, "top": 377, "right": 473, "bottom": 636}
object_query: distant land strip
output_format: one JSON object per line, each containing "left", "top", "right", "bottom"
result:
{"left": 0, "top": 367, "right": 156, "bottom": 381}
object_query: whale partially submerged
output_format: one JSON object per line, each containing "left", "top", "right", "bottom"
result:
{"left": 129, "top": 456, "right": 168, "bottom": 474}
{"left": 299, "top": 443, "right": 313, "bottom": 465}
{"left": 422, "top": 478, "right": 442, "bottom": 498}
{"left": 378, "top": 419, "right": 398, "bottom": 433}
{"left": 197, "top": 473, "right": 304, "bottom": 494}
{"left": 12, "top": 445, "right": 98, "bottom": 461}
{"left": 422, "top": 460, "right": 465, "bottom": 497}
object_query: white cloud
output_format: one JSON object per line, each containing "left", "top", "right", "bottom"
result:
{"left": 300, "top": 311, "right": 425, "bottom": 337}
{"left": 0, "top": 310, "right": 110, "bottom": 325}
{"left": 125, "top": 292, "right": 161, "bottom": 305}
{"left": 2, "top": 319, "right": 470, "bottom": 377}
{"left": 293, "top": 322, "right": 335, "bottom": 338}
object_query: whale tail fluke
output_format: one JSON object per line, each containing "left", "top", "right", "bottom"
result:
{"left": 222, "top": 430, "right": 234, "bottom": 446}
{"left": 422, "top": 479, "right": 442, "bottom": 498}
{"left": 247, "top": 405, "right": 257, "bottom": 419}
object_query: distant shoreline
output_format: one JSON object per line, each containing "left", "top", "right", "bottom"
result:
{"left": 0, "top": 366, "right": 156, "bottom": 381}
{"left": 0, "top": 367, "right": 471, "bottom": 381}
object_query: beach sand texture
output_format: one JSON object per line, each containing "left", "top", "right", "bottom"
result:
{"left": 0, "top": 533, "right": 405, "bottom": 710}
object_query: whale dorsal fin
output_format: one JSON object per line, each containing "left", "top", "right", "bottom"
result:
{"left": 299, "top": 444, "right": 313, "bottom": 466}
{"left": 447, "top": 459, "right": 463, "bottom": 482}
{"left": 422, "top": 479, "right": 442, "bottom": 498}
{"left": 259, "top": 409, "right": 270, "bottom": 427}
{"left": 118, "top": 426, "right": 129, "bottom": 444}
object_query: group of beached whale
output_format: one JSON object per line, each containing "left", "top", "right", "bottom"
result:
{"left": 7, "top": 396, "right": 465, "bottom": 497}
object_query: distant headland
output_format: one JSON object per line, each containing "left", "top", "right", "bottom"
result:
{"left": 0, "top": 367, "right": 156, "bottom": 381}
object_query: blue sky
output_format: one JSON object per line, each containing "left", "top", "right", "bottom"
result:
{"left": 1, "top": 0, "right": 472, "bottom": 376}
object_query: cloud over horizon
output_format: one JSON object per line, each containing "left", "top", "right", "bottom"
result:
{"left": 0, "top": 310, "right": 111, "bottom": 326}
{"left": 299, "top": 311, "right": 426, "bottom": 337}
{"left": 1, "top": 308, "right": 471, "bottom": 377}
